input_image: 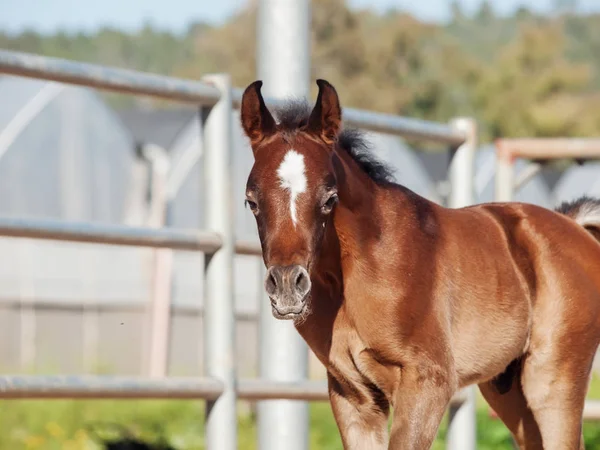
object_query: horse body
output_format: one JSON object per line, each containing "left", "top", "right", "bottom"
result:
{"left": 240, "top": 79, "right": 600, "bottom": 449}
{"left": 302, "top": 174, "right": 600, "bottom": 449}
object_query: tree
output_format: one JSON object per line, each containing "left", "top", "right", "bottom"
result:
{"left": 475, "top": 0, "right": 495, "bottom": 24}
{"left": 450, "top": 0, "right": 465, "bottom": 24}
{"left": 553, "top": 0, "right": 578, "bottom": 14}
{"left": 475, "top": 21, "right": 596, "bottom": 139}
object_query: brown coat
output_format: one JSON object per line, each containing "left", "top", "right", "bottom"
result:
{"left": 241, "top": 79, "right": 600, "bottom": 450}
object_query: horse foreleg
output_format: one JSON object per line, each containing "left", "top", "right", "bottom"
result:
{"left": 328, "top": 373, "right": 390, "bottom": 450}
{"left": 388, "top": 364, "right": 454, "bottom": 450}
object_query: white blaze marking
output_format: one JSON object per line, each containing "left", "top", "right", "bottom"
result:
{"left": 277, "top": 149, "right": 307, "bottom": 226}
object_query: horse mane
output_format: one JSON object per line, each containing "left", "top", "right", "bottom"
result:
{"left": 273, "top": 100, "right": 397, "bottom": 185}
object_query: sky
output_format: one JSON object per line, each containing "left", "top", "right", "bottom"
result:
{"left": 0, "top": 0, "right": 599, "bottom": 34}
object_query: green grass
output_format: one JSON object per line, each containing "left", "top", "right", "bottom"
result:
{"left": 3, "top": 374, "right": 600, "bottom": 449}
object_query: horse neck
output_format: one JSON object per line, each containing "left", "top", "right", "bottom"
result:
{"left": 313, "top": 146, "right": 434, "bottom": 305}
{"left": 330, "top": 146, "right": 385, "bottom": 265}
{"left": 295, "top": 147, "right": 383, "bottom": 347}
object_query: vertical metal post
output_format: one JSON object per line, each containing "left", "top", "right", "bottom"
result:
{"left": 257, "top": 1, "right": 311, "bottom": 450}
{"left": 446, "top": 117, "right": 477, "bottom": 450}
{"left": 148, "top": 244, "right": 174, "bottom": 377}
{"left": 202, "top": 74, "right": 236, "bottom": 450}
{"left": 145, "top": 144, "right": 173, "bottom": 378}
{"left": 448, "top": 118, "right": 476, "bottom": 209}
{"left": 495, "top": 140, "right": 514, "bottom": 202}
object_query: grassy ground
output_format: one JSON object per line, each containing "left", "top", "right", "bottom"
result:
{"left": 3, "top": 375, "right": 600, "bottom": 449}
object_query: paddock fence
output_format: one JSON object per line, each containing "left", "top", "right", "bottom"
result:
{"left": 1, "top": 48, "right": 599, "bottom": 449}
{"left": 494, "top": 138, "right": 600, "bottom": 202}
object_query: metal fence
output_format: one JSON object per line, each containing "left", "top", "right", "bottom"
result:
{"left": 0, "top": 47, "right": 487, "bottom": 449}
{"left": 494, "top": 138, "right": 600, "bottom": 202}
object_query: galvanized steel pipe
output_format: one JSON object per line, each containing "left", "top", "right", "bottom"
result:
{"left": 0, "top": 375, "right": 223, "bottom": 400}
{"left": 0, "top": 49, "right": 221, "bottom": 105}
{"left": 0, "top": 216, "right": 222, "bottom": 252}
{"left": 256, "top": 1, "right": 311, "bottom": 449}
{"left": 201, "top": 74, "right": 237, "bottom": 450}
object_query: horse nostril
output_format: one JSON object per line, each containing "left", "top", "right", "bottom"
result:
{"left": 295, "top": 272, "right": 302, "bottom": 289}
{"left": 265, "top": 268, "right": 279, "bottom": 296}
{"left": 294, "top": 268, "right": 310, "bottom": 296}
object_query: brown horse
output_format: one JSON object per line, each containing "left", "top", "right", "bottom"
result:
{"left": 240, "top": 79, "right": 600, "bottom": 449}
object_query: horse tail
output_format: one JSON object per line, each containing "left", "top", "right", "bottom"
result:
{"left": 556, "top": 196, "right": 600, "bottom": 243}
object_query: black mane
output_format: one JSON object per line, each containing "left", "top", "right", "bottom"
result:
{"left": 555, "top": 195, "right": 600, "bottom": 215}
{"left": 273, "top": 100, "right": 397, "bottom": 185}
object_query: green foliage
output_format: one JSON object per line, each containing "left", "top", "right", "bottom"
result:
{"left": 2, "top": 395, "right": 600, "bottom": 449}
{"left": 473, "top": 21, "right": 594, "bottom": 139}
{"left": 0, "top": 371, "right": 598, "bottom": 448}
{"left": 2, "top": 2, "right": 600, "bottom": 142}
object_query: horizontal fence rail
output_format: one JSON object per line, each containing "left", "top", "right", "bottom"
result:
{"left": 494, "top": 137, "right": 600, "bottom": 202}
{"left": 0, "top": 375, "right": 223, "bottom": 400}
{"left": 237, "top": 380, "right": 468, "bottom": 407}
{"left": 234, "top": 239, "right": 262, "bottom": 256}
{"left": 0, "top": 50, "right": 222, "bottom": 105}
{"left": 342, "top": 108, "right": 464, "bottom": 145}
{"left": 0, "top": 375, "right": 463, "bottom": 409}
{"left": 0, "top": 50, "right": 465, "bottom": 146}
{"left": 496, "top": 138, "right": 600, "bottom": 160}
{"left": 2, "top": 374, "right": 600, "bottom": 421}
{"left": 9, "top": 374, "right": 600, "bottom": 421}
{"left": 0, "top": 298, "right": 259, "bottom": 320}
{"left": 0, "top": 216, "right": 223, "bottom": 252}
{"left": 237, "top": 380, "right": 331, "bottom": 402}
{"left": 0, "top": 215, "right": 262, "bottom": 256}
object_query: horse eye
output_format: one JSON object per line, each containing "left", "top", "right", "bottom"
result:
{"left": 321, "top": 193, "right": 338, "bottom": 214}
{"left": 245, "top": 199, "right": 259, "bottom": 213}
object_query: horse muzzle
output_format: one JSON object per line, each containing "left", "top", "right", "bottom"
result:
{"left": 264, "top": 265, "right": 311, "bottom": 320}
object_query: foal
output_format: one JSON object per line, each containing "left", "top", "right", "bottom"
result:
{"left": 240, "top": 79, "right": 600, "bottom": 449}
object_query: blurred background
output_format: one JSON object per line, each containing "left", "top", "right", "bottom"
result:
{"left": 1, "top": 0, "right": 600, "bottom": 448}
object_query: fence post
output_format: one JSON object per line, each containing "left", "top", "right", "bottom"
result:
{"left": 143, "top": 144, "right": 174, "bottom": 378}
{"left": 201, "top": 74, "right": 236, "bottom": 450}
{"left": 446, "top": 117, "right": 477, "bottom": 450}
{"left": 495, "top": 140, "right": 514, "bottom": 202}
{"left": 257, "top": 0, "right": 311, "bottom": 449}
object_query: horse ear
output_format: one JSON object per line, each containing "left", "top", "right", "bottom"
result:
{"left": 306, "top": 79, "right": 342, "bottom": 145}
{"left": 240, "top": 80, "right": 277, "bottom": 146}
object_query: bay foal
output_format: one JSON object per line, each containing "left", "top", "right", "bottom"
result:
{"left": 240, "top": 79, "right": 600, "bottom": 449}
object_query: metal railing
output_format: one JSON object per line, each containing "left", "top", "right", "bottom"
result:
{"left": 0, "top": 50, "right": 465, "bottom": 145}
{"left": 494, "top": 137, "right": 600, "bottom": 202}
{"left": 0, "top": 215, "right": 223, "bottom": 251}
{"left": 0, "top": 48, "right": 478, "bottom": 449}
{"left": 0, "top": 375, "right": 466, "bottom": 404}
